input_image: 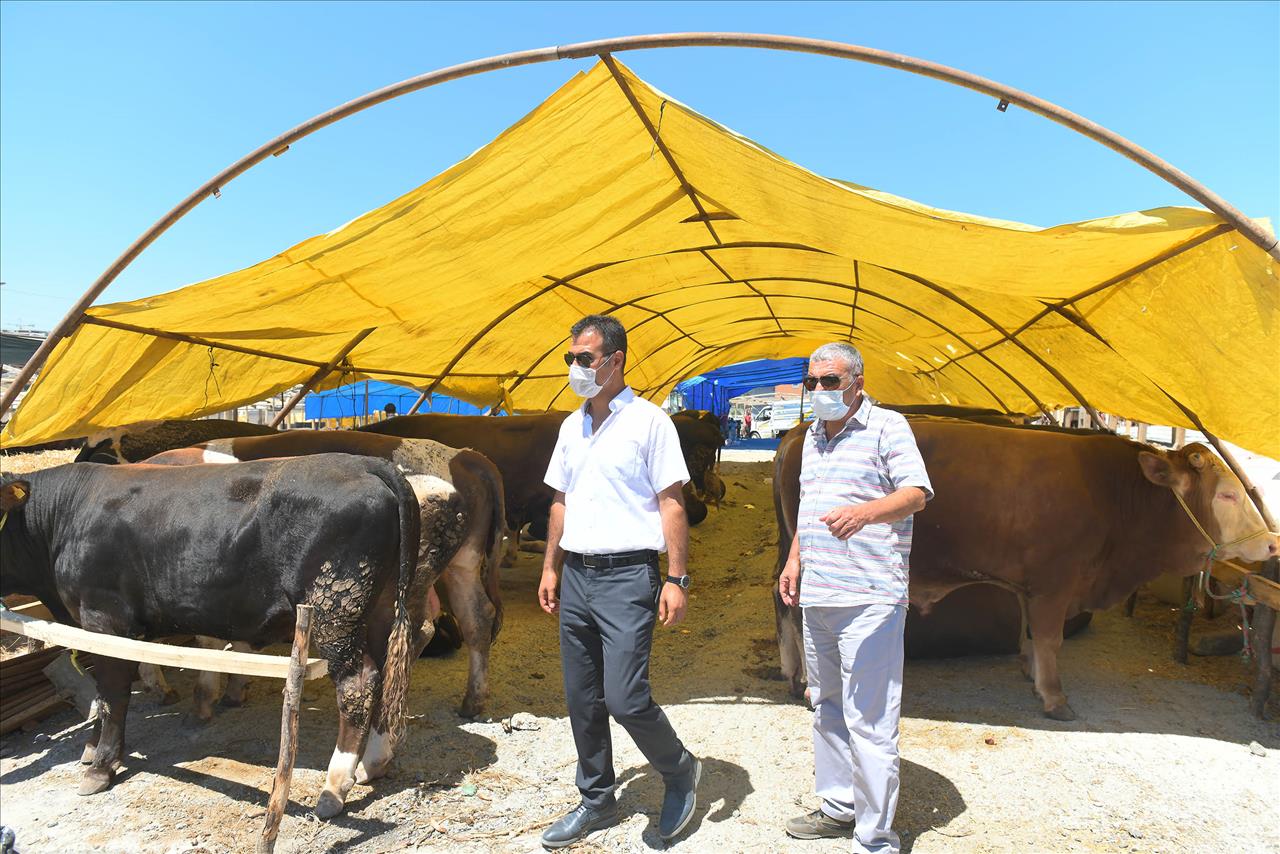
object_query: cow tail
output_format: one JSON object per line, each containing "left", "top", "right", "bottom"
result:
{"left": 371, "top": 460, "right": 421, "bottom": 752}
{"left": 481, "top": 461, "right": 506, "bottom": 641}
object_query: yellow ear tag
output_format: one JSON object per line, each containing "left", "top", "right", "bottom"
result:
{"left": 11, "top": 485, "right": 26, "bottom": 501}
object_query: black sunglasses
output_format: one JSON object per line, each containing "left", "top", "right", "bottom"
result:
{"left": 802, "top": 374, "right": 846, "bottom": 392}
{"left": 563, "top": 350, "right": 615, "bottom": 368}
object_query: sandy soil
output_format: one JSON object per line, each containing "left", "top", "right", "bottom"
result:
{"left": 1, "top": 460, "right": 1277, "bottom": 853}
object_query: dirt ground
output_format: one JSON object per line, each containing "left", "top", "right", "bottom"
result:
{"left": 1, "top": 459, "right": 1277, "bottom": 853}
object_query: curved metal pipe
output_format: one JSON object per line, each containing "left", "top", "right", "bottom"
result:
{"left": 4, "top": 31, "right": 1273, "bottom": 419}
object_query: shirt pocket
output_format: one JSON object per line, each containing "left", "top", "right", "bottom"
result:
{"left": 605, "top": 438, "right": 644, "bottom": 483}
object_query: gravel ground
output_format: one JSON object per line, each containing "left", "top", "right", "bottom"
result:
{"left": 1, "top": 460, "right": 1277, "bottom": 853}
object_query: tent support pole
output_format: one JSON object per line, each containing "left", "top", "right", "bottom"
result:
{"left": 270, "top": 329, "right": 375, "bottom": 428}
{"left": 79, "top": 317, "right": 329, "bottom": 369}
{"left": 406, "top": 390, "right": 430, "bottom": 416}
{"left": 4, "top": 32, "right": 1274, "bottom": 425}
{"left": 892, "top": 269, "right": 1102, "bottom": 427}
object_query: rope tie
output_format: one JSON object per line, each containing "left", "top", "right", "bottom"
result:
{"left": 1170, "top": 489, "right": 1277, "bottom": 660}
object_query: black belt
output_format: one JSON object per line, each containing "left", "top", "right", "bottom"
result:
{"left": 569, "top": 549, "right": 659, "bottom": 568}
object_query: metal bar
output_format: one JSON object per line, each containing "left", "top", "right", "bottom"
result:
{"left": 5, "top": 32, "right": 1271, "bottom": 424}
{"left": 258, "top": 604, "right": 314, "bottom": 854}
{"left": 698, "top": 249, "right": 784, "bottom": 334}
{"left": 79, "top": 316, "right": 329, "bottom": 369}
{"left": 918, "top": 223, "right": 1236, "bottom": 377}
{"left": 888, "top": 268, "right": 1104, "bottom": 427}
{"left": 270, "top": 328, "right": 374, "bottom": 428}
{"left": 601, "top": 54, "right": 721, "bottom": 245}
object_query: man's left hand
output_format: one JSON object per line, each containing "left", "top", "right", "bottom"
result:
{"left": 820, "top": 504, "right": 876, "bottom": 540}
{"left": 658, "top": 582, "right": 688, "bottom": 627}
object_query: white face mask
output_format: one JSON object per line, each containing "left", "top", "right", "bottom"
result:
{"left": 811, "top": 389, "right": 851, "bottom": 422}
{"left": 568, "top": 356, "right": 616, "bottom": 398}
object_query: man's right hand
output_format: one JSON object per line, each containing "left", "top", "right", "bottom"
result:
{"left": 778, "top": 557, "right": 801, "bottom": 607}
{"left": 538, "top": 567, "right": 560, "bottom": 614}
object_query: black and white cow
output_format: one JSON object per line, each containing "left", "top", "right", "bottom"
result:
{"left": 144, "top": 431, "right": 507, "bottom": 718}
{"left": 1, "top": 455, "right": 426, "bottom": 818}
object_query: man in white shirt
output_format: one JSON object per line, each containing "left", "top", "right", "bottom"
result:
{"left": 538, "top": 314, "right": 702, "bottom": 848}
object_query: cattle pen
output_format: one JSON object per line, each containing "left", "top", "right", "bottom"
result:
{"left": 0, "top": 603, "right": 323, "bottom": 853}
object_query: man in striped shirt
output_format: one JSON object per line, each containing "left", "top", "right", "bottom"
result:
{"left": 778, "top": 342, "right": 933, "bottom": 854}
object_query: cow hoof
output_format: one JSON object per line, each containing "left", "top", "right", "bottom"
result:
{"left": 1045, "top": 703, "right": 1077, "bottom": 722}
{"left": 355, "top": 761, "right": 387, "bottom": 785}
{"left": 314, "top": 791, "right": 345, "bottom": 820}
{"left": 160, "top": 689, "right": 182, "bottom": 706}
{"left": 80, "top": 743, "right": 97, "bottom": 764}
{"left": 219, "top": 691, "right": 248, "bottom": 708}
{"left": 78, "top": 767, "right": 113, "bottom": 796}
{"left": 457, "top": 699, "right": 484, "bottom": 719}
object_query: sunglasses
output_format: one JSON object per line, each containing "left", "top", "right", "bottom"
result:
{"left": 563, "top": 350, "right": 615, "bottom": 368}
{"left": 802, "top": 374, "right": 847, "bottom": 392}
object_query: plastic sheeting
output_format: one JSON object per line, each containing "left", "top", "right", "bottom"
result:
{"left": 676, "top": 357, "right": 808, "bottom": 416}
{"left": 3, "top": 59, "right": 1276, "bottom": 456}
{"left": 303, "top": 381, "right": 483, "bottom": 420}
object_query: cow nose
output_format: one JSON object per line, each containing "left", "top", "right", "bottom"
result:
{"left": 1269, "top": 539, "right": 1279, "bottom": 556}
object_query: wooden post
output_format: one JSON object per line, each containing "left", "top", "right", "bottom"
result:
{"left": 1172, "top": 426, "right": 1187, "bottom": 448}
{"left": 1173, "top": 576, "right": 1195, "bottom": 664}
{"left": 1136, "top": 422, "right": 1148, "bottom": 443}
{"left": 1250, "top": 557, "right": 1279, "bottom": 719}
{"left": 258, "top": 604, "right": 314, "bottom": 854}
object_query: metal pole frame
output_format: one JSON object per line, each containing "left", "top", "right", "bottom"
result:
{"left": 3, "top": 32, "right": 1275, "bottom": 426}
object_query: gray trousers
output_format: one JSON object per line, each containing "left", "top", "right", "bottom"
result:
{"left": 559, "top": 553, "right": 692, "bottom": 808}
{"left": 803, "top": 603, "right": 906, "bottom": 854}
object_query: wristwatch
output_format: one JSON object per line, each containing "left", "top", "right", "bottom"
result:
{"left": 664, "top": 574, "right": 691, "bottom": 590}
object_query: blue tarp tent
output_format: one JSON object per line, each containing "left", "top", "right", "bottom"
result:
{"left": 304, "top": 381, "right": 485, "bottom": 420}
{"left": 674, "top": 358, "right": 808, "bottom": 416}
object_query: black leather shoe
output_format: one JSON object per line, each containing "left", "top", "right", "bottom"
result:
{"left": 659, "top": 754, "right": 703, "bottom": 840}
{"left": 541, "top": 802, "right": 620, "bottom": 849}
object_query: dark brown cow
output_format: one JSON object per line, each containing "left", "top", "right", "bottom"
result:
{"left": 774, "top": 418, "right": 1278, "bottom": 719}
{"left": 146, "top": 431, "right": 505, "bottom": 718}
{"left": 361, "top": 413, "right": 565, "bottom": 541}
{"left": 361, "top": 412, "right": 724, "bottom": 534}
{"left": 75, "top": 418, "right": 277, "bottom": 463}
{"left": 878, "top": 403, "right": 1030, "bottom": 425}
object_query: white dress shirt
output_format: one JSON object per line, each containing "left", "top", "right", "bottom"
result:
{"left": 544, "top": 387, "right": 690, "bottom": 554}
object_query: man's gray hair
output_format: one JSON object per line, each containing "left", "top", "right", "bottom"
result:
{"left": 810, "top": 342, "right": 864, "bottom": 376}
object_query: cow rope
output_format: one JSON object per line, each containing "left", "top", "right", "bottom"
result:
{"left": 1169, "top": 489, "right": 1277, "bottom": 659}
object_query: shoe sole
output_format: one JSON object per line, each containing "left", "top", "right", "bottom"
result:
{"left": 541, "top": 813, "right": 620, "bottom": 850}
{"left": 784, "top": 825, "right": 856, "bottom": 840}
{"left": 660, "top": 757, "right": 703, "bottom": 841}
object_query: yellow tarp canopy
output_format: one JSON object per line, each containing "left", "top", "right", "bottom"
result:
{"left": 4, "top": 59, "right": 1278, "bottom": 455}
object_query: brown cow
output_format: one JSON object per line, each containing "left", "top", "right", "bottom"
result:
{"left": 146, "top": 431, "right": 505, "bottom": 718}
{"left": 361, "top": 412, "right": 724, "bottom": 535}
{"left": 76, "top": 418, "right": 277, "bottom": 463}
{"left": 774, "top": 418, "right": 1278, "bottom": 719}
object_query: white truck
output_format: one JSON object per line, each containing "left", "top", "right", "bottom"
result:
{"left": 754, "top": 399, "right": 810, "bottom": 438}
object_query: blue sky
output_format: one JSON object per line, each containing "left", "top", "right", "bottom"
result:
{"left": 2, "top": 1, "right": 1277, "bottom": 331}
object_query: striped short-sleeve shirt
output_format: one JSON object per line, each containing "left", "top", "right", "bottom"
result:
{"left": 798, "top": 397, "right": 934, "bottom": 609}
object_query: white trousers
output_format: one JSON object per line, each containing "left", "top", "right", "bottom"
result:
{"left": 803, "top": 603, "right": 906, "bottom": 854}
